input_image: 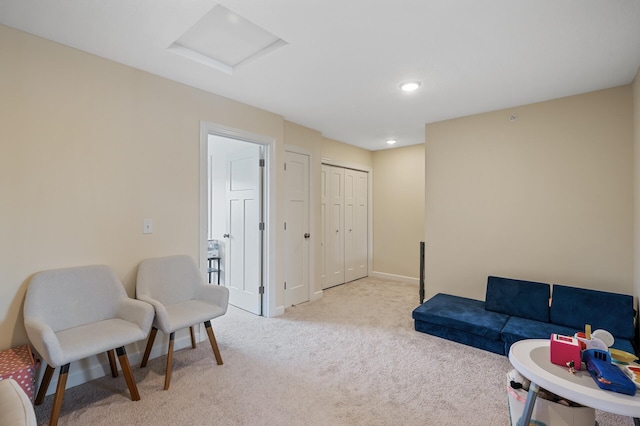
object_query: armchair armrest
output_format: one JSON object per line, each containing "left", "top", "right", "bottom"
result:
{"left": 116, "top": 298, "right": 154, "bottom": 334}
{"left": 197, "top": 285, "right": 229, "bottom": 312}
{"left": 136, "top": 295, "right": 172, "bottom": 332}
{"left": 23, "top": 318, "right": 63, "bottom": 367}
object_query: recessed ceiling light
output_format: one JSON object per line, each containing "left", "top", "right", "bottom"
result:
{"left": 399, "top": 81, "right": 422, "bottom": 92}
{"left": 386, "top": 139, "right": 397, "bottom": 145}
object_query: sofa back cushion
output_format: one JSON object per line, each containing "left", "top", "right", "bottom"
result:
{"left": 550, "top": 284, "right": 635, "bottom": 340}
{"left": 485, "top": 276, "right": 550, "bottom": 322}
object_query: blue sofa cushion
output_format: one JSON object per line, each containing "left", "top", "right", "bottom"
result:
{"left": 412, "top": 293, "right": 509, "bottom": 341}
{"left": 501, "top": 316, "right": 578, "bottom": 355}
{"left": 414, "top": 319, "right": 505, "bottom": 355}
{"left": 501, "top": 316, "right": 636, "bottom": 357}
{"left": 550, "top": 284, "right": 635, "bottom": 340}
{"left": 484, "top": 276, "right": 550, "bottom": 323}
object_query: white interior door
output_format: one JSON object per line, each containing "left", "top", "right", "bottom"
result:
{"left": 323, "top": 164, "right": 345, "bottom": 289}
{"left": 345, "top": 169, "right": 368, "bottom": 282}
{"left": 320, "top": 167, "right": 327, "bottom": 287}
{"left": 284, "top": 151, "right": 310, "bottom": 307}
{"left": 344, "top": 170, "right": 356, "bottom": 282}
{"left": 321, "top": 164, "right": 368, "bottom": 288}
{"left": 225, "top": 145, "right": 263, "bottom": 315}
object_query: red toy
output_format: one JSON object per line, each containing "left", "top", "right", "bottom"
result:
{"left": 550, "top": 333, "right": 582, "bottom": 371}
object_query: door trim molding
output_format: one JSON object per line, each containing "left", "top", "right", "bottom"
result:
{"left": 200, "top": 121, "right": 275, "bottom": 317}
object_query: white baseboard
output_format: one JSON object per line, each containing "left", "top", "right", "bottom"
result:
{"left": 269, "top": 306, "right": 285, "bottom": 317}
{"left": 311, "top": 290, "right": 323, "bottom": 301}
{"left": 369, "top": 271, "right": 419, "bottom": 285}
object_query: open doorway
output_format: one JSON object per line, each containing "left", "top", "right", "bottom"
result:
{"left": 200, "top": 123, "right": 271, "bottom": 316}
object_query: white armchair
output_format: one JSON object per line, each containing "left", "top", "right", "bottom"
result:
{"left": 23, "top": 265, "right": 154, "bottom": 426}
{"left": 0, "top": 378, "right": 37, "bottom": 426}
{"left": 136, "top": 254, "right": 229, "bottom": 390}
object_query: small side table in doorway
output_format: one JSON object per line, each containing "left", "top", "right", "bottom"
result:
{"left": 207, "top": 255, "right": 221, "bottom": 285}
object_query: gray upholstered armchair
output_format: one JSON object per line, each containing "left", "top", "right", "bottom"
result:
{"left": 136, "top": 254, "right": 229, "bottom": 390}
{"left": 23, "top": 265, "right": 154, "bottom": 426}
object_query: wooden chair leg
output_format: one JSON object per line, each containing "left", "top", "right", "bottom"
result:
{"left": 116, "top": 347, "right": 140, "bottom": 401}
{"left": 164, "top": 332, "right": 175, "bottom": 390}
{"left": 140, "top": 327, "right": 158, "bottom": 368}
{"left": 35, "top": 364, "right": 55, "bottom": 405}
{"left": 189, "top": 326, "right": 197, "bottom": 348}
{"left": 49, "top": 363, "right": 69, "bottom": 426}
{"left": 107, "top": 349, "right": 118, "bottom": 377}
{"left": 204, "top": 320, "right": 223, "bottom": 365}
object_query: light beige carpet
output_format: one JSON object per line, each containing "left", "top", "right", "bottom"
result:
{"left": 34, "top": 277, "right": 631, "bottom": 425}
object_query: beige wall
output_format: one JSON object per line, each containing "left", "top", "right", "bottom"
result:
{"left": 372, "top": 145, "right": 425, "bottom": 279}
{"left": 322, "top": 137, "right": 373, "bottom": 170}
{"left": 0, "top": 24, "right": 285, "bottom": 350}
{"left": 425, "top": 86, "right": 634, "bottom": 301}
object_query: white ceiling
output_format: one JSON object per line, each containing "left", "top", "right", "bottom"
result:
{"left": 2, "top": 0, "right": 640, "bottom": 151}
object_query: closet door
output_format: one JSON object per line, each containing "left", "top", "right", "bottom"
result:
{"left": 284, "top": 151, "right": 310, "bottom": 307}
{"left": 344, "top": 170, "right": 356, "bottom": 282}
{"left": 323, "top": 165, "right": 345, "bottom": 289}
{"left": 345, "top": 169, "right": 368, "bottom": 282}
{"left": 320, "top": 167, "right": 327, "bottom": 286}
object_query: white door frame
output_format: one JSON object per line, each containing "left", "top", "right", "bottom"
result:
{"left": 200, "top": 121, "right": 275, "bottom": 317}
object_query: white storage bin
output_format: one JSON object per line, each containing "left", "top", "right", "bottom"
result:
{"left": 507, "top": 375, "right": 595, "bottom": 426}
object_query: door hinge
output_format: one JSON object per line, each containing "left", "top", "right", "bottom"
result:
{"left": 284, "top": 162, "right": 287, "bottom": 171}
{"left": 259, "top": 286, "right": 265, "bottom": 294}
{"left": 259, "top": 158, "right": 265, "bottom": 167}
{"left": 284, "top": 281, "right": 287, "bottom": 290}
{"left": 259, "top": 222, "right": 265, "bottom": 231}
{"left": 284, "top": 222, "right": 287, "bottom": 230}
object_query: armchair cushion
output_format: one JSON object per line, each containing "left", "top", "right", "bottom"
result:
{"left": 162, "top": 300, "right": 227, "bottom": 332}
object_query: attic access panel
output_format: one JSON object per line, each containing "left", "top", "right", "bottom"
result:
{"left": 168, "top": 4, "right": 287, "bottom": 74}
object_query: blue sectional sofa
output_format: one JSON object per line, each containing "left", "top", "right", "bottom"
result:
{"left": 412, "top": 276, "right": 637, "bottom": 356}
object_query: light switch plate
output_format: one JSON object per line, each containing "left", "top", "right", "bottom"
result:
{"left": 143, "top": 219, "right": 153, "bottom": 234}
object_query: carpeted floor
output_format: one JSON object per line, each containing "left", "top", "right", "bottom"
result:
{"left": 34, "top": 277, "right": 632, "bottom": 425}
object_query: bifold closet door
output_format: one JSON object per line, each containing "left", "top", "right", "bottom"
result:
{"left": 322, "top": 165, "right": 345, "bottom": 289}
{"left": 345, "top": 169, "right": 368, "bottom": 282}
{"left": 321, "top": 164, "right": 368, "bottom": 289}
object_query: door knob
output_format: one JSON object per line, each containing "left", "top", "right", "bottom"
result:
{"left": 304, "top": 233, "right": 310, "bottom": 239}
{"left": 223, "top": 233, "right": 230, "bottom": 238}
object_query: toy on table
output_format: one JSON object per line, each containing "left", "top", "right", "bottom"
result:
{"left": 550, "top": 325, "right": 638, "bottom": 395}
{"left": 591, "top": 329, "right": 614, "bottom": 347}
{"left": 574, "top": 324, "right": 610, "bottom": 352}
{"left": 550, "top": 333, "right": 582, "bottom": 371}
{"left": 609, "top": 348, "right": 639, "bottom": 364}
{"left": 583, "top": 349, "right": 636, "bottom": 396}
{"left": 550, "top": 324, "right": 621, "bottom": 371}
